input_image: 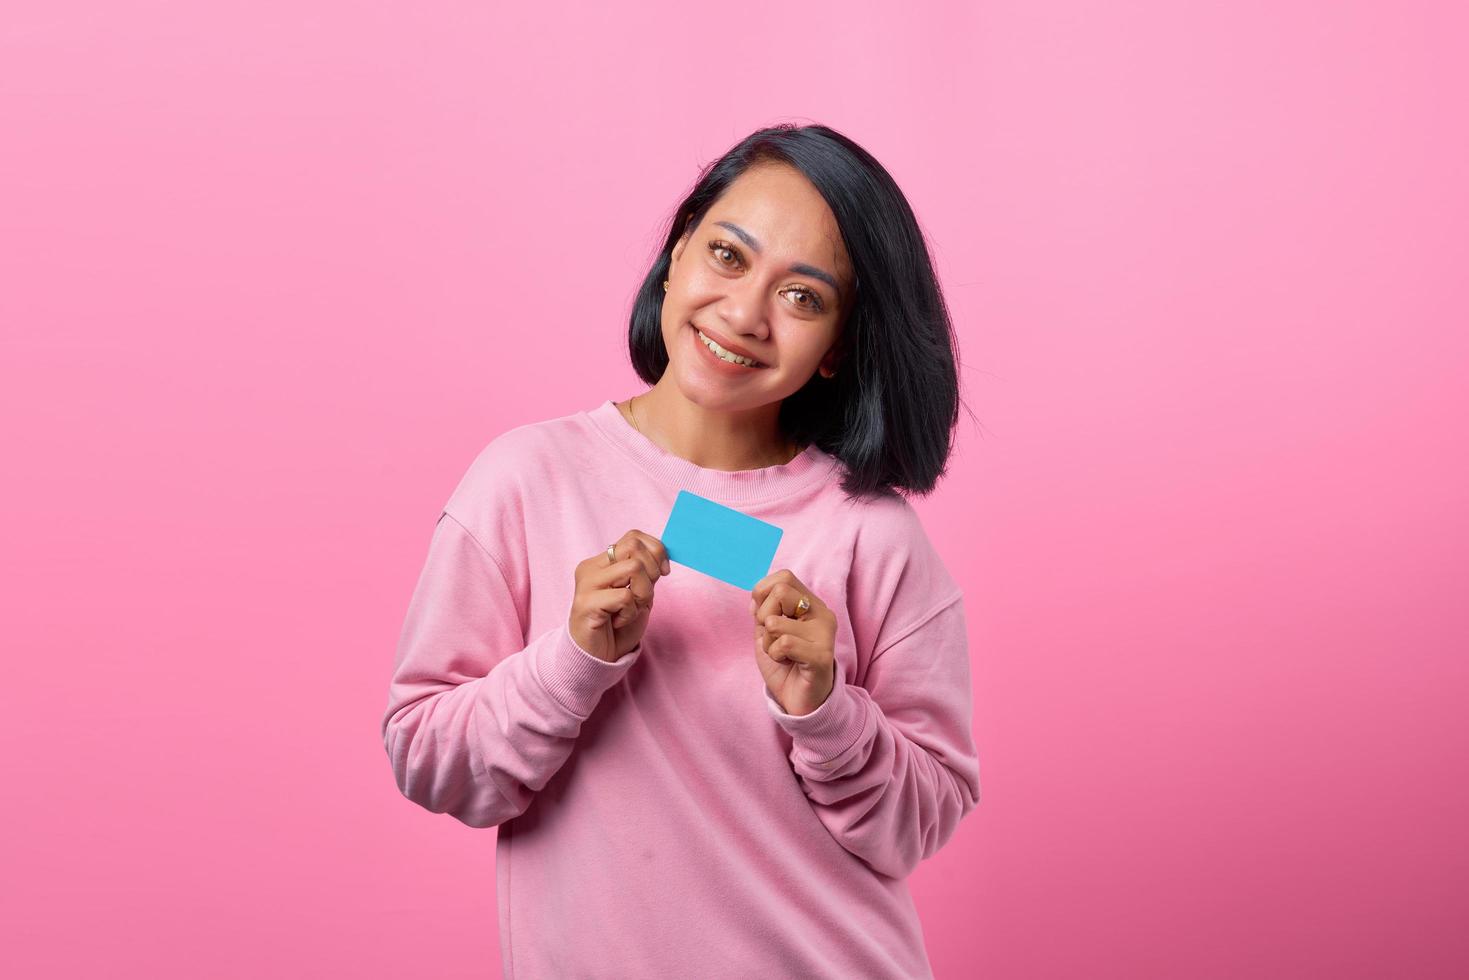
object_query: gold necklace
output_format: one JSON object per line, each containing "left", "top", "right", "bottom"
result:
{"left": 626, "top": 395, "right": 801, "bottom": 467}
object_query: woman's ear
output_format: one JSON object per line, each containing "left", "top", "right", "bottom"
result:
{"left": 818, "top": 348, "right": 840, "bottom": 379}
{"left": 671, "top": 213, "right": 695, "bottom": 263}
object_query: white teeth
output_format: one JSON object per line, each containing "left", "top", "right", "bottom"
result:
{"left": 696, "top": 328, "right": 760, "bottom": 367}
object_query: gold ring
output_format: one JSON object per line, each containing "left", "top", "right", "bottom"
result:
{"left": 794, "top": 595, "right": 811, "bottom": 617}
{"left": 606, "top": 544, "right": 616, "bottom": 563}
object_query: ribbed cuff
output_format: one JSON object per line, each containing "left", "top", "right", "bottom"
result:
{"left": 532, "top": 623, "right": 642, "bottom": 718}
{"left": 764, "top": 659, "right": 871, "bottom": 771}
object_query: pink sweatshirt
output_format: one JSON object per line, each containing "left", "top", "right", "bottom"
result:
{"left": 382, "top": 398, "right": 981, "bottom": 979}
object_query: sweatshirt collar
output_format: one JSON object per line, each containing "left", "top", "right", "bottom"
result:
{"left": 583, "top": 398, "right": 838, "bottom": 505}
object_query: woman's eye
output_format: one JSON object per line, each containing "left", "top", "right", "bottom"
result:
{"left": 708, "top": 240, "right": 742, "bottom": 268}
{"left": 707, "top": 239, "right": 824, "bottom": 313}
{"left": 784, "top": 287, "right": 824, "bottom": 313}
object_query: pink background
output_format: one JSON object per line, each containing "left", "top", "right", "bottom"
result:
{"left": 3, "top": 2, "right": 1465, "bottom": 977}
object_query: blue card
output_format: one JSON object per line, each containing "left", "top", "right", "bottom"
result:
{"left": 659, "top": 490, "right": 783, "bottom": 590}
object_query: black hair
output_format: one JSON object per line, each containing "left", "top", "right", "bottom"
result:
{"left": 627, "top": 122, "right": 969, "bottom": 501}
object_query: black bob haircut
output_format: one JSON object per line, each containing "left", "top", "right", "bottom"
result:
{"left": 626, "top": 122, "right": 968, "bottom": 502}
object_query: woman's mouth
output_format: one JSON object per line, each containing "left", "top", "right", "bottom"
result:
{"left": 690, "top": 324, "right": 767, "bottom": 370}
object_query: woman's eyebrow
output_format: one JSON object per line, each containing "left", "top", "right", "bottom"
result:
{"left": 713, "top": 220, "right": 840, "bottom": 295}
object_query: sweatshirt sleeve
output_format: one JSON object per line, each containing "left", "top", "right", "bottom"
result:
{"left": 763, "top": 501, "right": 981, "bottom": 880}
{"left": 382, "top": 509, "right": 642, "bottom": 829}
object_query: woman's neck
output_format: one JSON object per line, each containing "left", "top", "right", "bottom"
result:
{"left": 618, "top": 384, "right": 803, "bottom": 472}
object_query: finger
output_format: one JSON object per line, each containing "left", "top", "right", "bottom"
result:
{"left": 755, "top": 616, "right": 809, "bottom": 658}
{"left": 755, "top": 631, "right": 784, "bottom": 672}
{"left": 620, "top": 533, "right": 666, "bottom": 584}
{"left": 780, "top": 580, "right": 820, "bottom": 619}
{"left": 755, "top": 581, "right": 815, "bottom": 623}
{"left": 754, "top": 589, "right": 788, "bottom": 629}
{"left": 610, "top": 588, "right": 651, "bottom": 628}
{"left": 584, "top": 581, "right": 645, "bottom": 626}
{"left": 619, "top": 564, "right": 655, "bottom": 609}
{"left": 762, "top": 612, "right": 821, "bottom": 643}
{"left": 603, "top": 537, "right": 656, "bottom": 584}
{"left": 590, "top": 556, "right": 654, "bottom": 598}
{"left": 753, "top": 580, "right": 794, "bottom": 622}
{"left": 592, "top": 562, "right": 656, "bottom": 630}
{"left": 587, "top": 583, "right": 642, "bottom": 614}
{"left": 761, "top": 628, "right": 820, "bottom": 667}
{"left": 758, "top": 625, "right": 816, "bottom": 669}
{"left": 755, "top": 623, "right": 785, "bottom": 664}
{"left": 596, "top": 584, "right": 651, "bottom": 630}
{"left": 622, "top": 529, "right": 672, "bottom": 577}
{"left": 756, "top": 630, "right": 787, "bottom": 667}
{"left": 751, "top": 568, "right": 797, "bottom": 607}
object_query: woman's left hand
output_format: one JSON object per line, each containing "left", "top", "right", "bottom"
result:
{"left": 751, "top": 569, "right": 837, "bottom": 716}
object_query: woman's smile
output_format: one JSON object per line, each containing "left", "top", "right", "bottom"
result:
{"left": 688, "top": 322, "right": 769, "bottom": 373}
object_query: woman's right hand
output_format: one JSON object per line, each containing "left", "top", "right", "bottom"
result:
{"left": 569, "top": 530, "right": 672, "bottom": 663}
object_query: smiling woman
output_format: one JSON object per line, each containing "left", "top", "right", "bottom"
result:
{"left": 626, "top": 123, "right": 965, "bottom": 498}
{"left": 382, "top": 122, "right": 979, "bottom": 980}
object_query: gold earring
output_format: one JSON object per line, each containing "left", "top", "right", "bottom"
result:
{"left": 663, "top": 280, "right": 669, "bottom": 291}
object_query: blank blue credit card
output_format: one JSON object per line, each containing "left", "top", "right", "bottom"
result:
{"left": 659, "top": 490, "right": 783, "bottom": 590}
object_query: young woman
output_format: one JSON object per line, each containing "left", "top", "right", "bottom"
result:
{"left": 382, "top": 123, "right": 980, "bottom": 979}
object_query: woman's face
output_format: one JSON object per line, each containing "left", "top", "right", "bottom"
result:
{"left": 661, "top": 162, "right": 853, "bottom": 413}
